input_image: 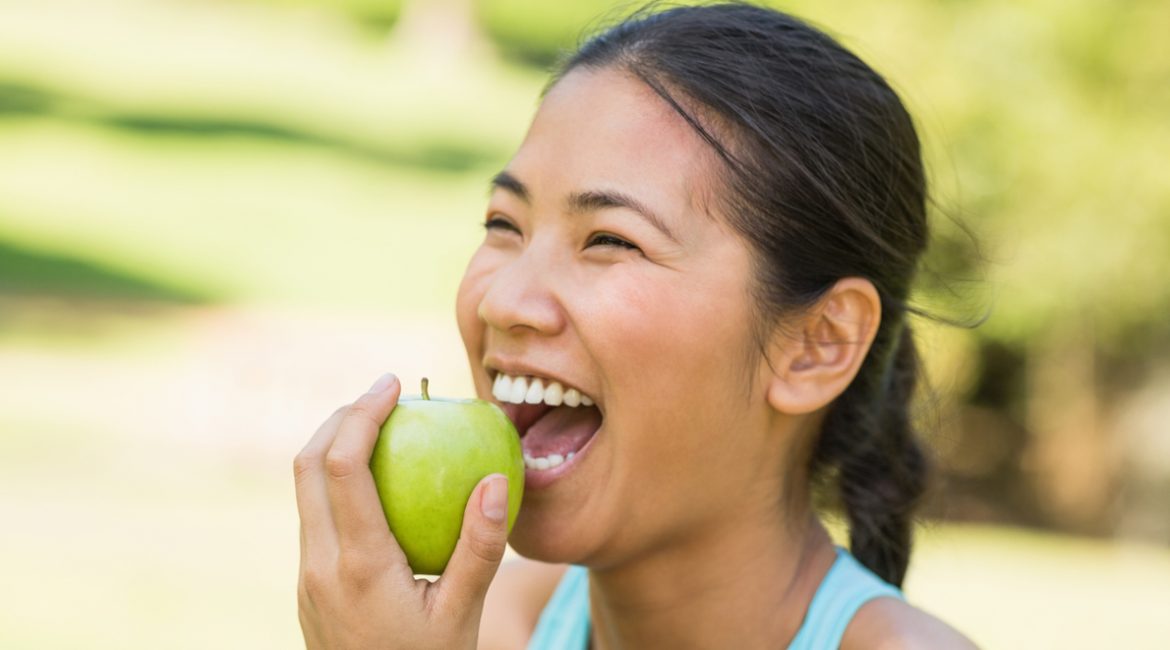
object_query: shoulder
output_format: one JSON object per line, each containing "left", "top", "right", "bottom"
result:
{"left": 841, "top": 596, "right": 980, "bottom": 650}
{"left": 478, "top": 557, "right": 568, "bottom": 650}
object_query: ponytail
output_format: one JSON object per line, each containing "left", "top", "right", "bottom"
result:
{"left": 553, "top": 1, "right": 935, "bottom": 586}
{"left": 814, "top": 321, "right": 931, "bottom": 587}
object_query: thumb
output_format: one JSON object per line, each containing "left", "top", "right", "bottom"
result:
{"left": 436, "top": 474, "right": 510, "bottom": 613}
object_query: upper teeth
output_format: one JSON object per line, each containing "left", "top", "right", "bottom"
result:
{"left": 492, "top": 373, "right": 594, "bottom": 407}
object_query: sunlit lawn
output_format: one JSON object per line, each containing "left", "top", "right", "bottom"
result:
{"left": 1, "top": 2, "right": 1168, "bottom": 649}
{"left": 0, "top": 0, "right": 543, "bottom": 316}
{"left": 3, "top": 312, "right": 1170, "bottom": 650}
{"left": 0, "top": 116, "right": 496, "bottom": 313}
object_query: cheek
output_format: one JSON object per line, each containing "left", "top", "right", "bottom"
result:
{"left": 596, "top": 267, "right": 753, "bottom": 405}
{"left": 587, "top": 266, "right": 759, "bottom": 537}
{"left": 592, "top": 271, "right": 757, "bottom": 468}
{"left": 455, "top": 248, "right": 495, "bottom": 359}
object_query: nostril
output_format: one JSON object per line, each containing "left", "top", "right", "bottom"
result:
{"left": 476, "top": 259, "right": 567, "bottom": 336}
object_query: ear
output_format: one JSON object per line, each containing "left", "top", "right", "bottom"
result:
{"left": 764, "top": 278, "right": 882, "bottom": 415}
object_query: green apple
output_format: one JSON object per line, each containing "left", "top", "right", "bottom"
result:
{"left": 369, "top": 378, "right": 524, "bottom": 575}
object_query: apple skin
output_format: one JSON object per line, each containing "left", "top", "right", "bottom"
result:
{"left": 369, "top": 392, "right": 524, "bottom": 575}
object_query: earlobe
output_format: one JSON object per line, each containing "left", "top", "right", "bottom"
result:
{"left": 763, "top": 278, "right": 881, "bottom": 415}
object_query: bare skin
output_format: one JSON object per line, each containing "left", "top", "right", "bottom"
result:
{"left": 458, "top": 66, "right": 978, "bottom": 649}
{"left": 481, "top": 555, "right": 977, "bottom": 649}
{"left": 295, "top": 65, "right": 977, "bottom": 649}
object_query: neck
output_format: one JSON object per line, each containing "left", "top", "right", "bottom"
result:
{"left": 587, "top": 506, "right": 838, "bottom": 650}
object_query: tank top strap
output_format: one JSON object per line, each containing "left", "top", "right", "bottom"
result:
{"left": 525, "top": 547, "right": 902, "bottom": 650}
{"left": 526, "top": 565, "right": 591, "bottom": 650}
{"left": 787, "top": 546, "right": 905, "bottom": 650}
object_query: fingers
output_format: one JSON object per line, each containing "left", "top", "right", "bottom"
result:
{"left": 296, "top": 373, "right": 420, "bottom": 648}
{"left": 294, "top": 405, "right": 350, "bottom": 554}
{"left": 435, "top": 474, "right": 510, "bottom": 614}
{"left": 325, "top": 373, "right": 409, "bottom": 561}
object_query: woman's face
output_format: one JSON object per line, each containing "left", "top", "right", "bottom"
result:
{"left": 456, "top": 66, "right": 784, "bottom": 566}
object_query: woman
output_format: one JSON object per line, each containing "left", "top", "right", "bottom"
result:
{"left": 294, "top": 2, "right": 979, "bottom": 648}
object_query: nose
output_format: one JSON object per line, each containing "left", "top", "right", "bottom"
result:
{"left": 477, "top": 242, "right": 566, "bottom": 337}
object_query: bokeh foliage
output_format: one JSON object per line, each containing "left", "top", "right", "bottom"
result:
{"left": 475, "top": 0, "right": 1170, "bottom": 349}
{"left": 0, "top": 0, "right": 1166, "bottom": 543}
{"left": 2, "top": 1, "right": 1169, "bottom": 648}
{"left": 467, "top": 0, "right": 1170, "bottom": 536}
{"left": 477, "top": 0, "right": 622, "bottom": 66}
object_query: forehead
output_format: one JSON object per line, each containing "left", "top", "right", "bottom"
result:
{"left": 506, "top": 66, "right": 720, "bottom": 218}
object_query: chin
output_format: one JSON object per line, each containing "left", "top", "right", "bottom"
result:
{"left": 507, "top": 506, "right": 600, "bottom": 566}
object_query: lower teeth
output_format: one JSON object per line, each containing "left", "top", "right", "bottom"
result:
{"left": 523, "top": 451, "right": 575, "bottom": 470}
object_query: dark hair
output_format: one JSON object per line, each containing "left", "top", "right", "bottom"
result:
{"left": 549, "top": 1, "right": 931, "bottom": 587}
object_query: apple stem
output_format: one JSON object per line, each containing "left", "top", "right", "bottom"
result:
{"left": 421, "top": 377, "right": 430, "bottom": 400}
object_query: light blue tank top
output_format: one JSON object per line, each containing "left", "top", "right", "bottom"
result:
{"left": 526, "top": 546, "right": 903, "bottom": 649}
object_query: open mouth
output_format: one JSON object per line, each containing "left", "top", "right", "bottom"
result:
{"left": 490, "top": 372, "right": 603, "bottom": 472}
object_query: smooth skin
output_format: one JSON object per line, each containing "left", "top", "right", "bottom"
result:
{"left": 295, "top": 65, "right": 978, "bottom": 648}
{"left": 294, "top": 373, "right": 513, "bottom": 649}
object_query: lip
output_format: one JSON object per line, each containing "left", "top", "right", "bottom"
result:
{"left": 522, "top": 421, "right": 603, "bottom": 490}
{"left": 482, "top": 355, "right": 605, "bottom": 491}
{"left": 482, "top": 355, "right": 600, "bottom": 411}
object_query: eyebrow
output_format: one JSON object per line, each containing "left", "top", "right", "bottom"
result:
{"left": 489, "top": 170, "right": 680, "bottom": 244}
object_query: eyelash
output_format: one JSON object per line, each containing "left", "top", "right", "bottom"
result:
{"left": 482, "top": 217, "right": 640, "bottom": 251}
{"left": 588, "top": 234, "right": 639, "bottom": 250}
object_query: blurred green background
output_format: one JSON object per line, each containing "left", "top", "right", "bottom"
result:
{"left": 1, "top": 0, "right": 1167, "bottom": 647}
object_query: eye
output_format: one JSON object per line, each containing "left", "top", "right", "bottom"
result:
{"left": 483, "top": 216, "right": 520, "bottom": 235}
{"left": 587, "top": 233, "right": 641, "bottom": 251}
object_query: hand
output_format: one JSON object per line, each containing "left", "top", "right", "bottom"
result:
{"left": 294, "top": 373, "right": 511, "bottom": 650}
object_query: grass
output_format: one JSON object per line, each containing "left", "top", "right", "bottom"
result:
{"left": 3, "top": 320, "right": 1169, "bottom": 650}
{"left": 0, "top": 236, "right": 211, "bottom": 303}
{"left": 0, "top": 0, "right": 544, "bottom": 324}
{"left": 0, "top": 116, "right": 499, "bottom": 314}
{"left": 908, "top": 524, "right": 1170, "bottom": 648}
{"left": 1, "top": 2, "right": 1167, "bottom": 649}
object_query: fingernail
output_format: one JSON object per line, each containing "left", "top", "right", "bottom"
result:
{"left": 367, "top": 373, "right": 397, "bottom": 394}
{"left": 481, "top": 475, "right": 508, "bottom": 523}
